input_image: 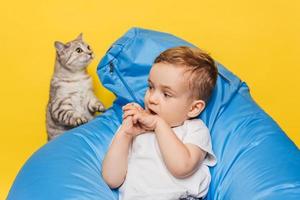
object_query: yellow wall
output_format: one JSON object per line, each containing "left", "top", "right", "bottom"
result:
{"left": 1, "top": 0, "right": 299, "bottom": 198}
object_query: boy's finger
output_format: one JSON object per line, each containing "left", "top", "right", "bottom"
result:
{"left": 131, "top": 103, "right": 143, "bottom": 109}
{"left": 122, "top": 114, "right": 130, "bottom": 120}
{"left": 123, "top": 106, "right": 142, "bottom": 113}
{"left": 122, "top": 112, "right": 132, "bottom": 119}
{"left": 123, "top": 102, "right": 143, "bottom": 111}
{"left": 123, "top": 105, "right": 137, "bottom": 111}
{"left": 122, "top": 109, "right": 138, "bottom": 119}
{"left": 123, "top": 109, "right": 138, "bottom": 115}
{"left": 132, "top": 113, "right": 139, "bottom": 124}
{"left": 122, "top": 103, "right": 134, "bottom": 110}
{"left": 122, "top": 107, "right": 133, "bottom": 112}
{"left": 122, "top": 104, "right": 130, "bottom": 110}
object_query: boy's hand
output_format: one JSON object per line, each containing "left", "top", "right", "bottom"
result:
{"left": 120, "top": 115, "right": 145, "bottom": 138}
{"left": 120, "top": 103, "right": 146, "bottom": 137}
{"left": 122, "top": 103, "right": 160, "bottom": 132}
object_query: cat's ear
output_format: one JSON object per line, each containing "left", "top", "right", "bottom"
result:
{"left": 76, "top": 33, "right": 83, "bottom": 41}
{"left": 54, "top": 41, "right": 65, "bottom": 52}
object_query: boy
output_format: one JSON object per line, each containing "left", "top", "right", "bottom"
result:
{"left": 102, "top": 46, "right": 218, "bottom": 200}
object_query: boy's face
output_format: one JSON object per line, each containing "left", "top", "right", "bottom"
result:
{"left": 144, "top": 63, "right": 195, "bottom": 127}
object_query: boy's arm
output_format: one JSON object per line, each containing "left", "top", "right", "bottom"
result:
{"left": 154, "top": 118, "right": 207, "bottom": 179}
{"left": 101, "top": 129, "right": 133, "bottom": 189}
{"left": 122, "top": 104, "right": 206, "bottom": 179}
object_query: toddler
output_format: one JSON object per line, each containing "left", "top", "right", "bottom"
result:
{"left": 102, "top": 46, "right": 218, "bottom": 200}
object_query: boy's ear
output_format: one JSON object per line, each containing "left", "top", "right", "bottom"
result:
{"left": 187, "top": 100, "right": 205, "bottom": 118}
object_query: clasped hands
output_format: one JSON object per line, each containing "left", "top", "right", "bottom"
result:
{"left": 120, "top": 103, "right": 160, "bottom": 138}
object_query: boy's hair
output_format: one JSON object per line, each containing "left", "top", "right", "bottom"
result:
{"left": 154, "top": 46, "right": 218, "bottom": 103}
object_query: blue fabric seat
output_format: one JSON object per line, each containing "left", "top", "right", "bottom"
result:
{"left": 8, "top": 27, "right": 300, "bottom": 200}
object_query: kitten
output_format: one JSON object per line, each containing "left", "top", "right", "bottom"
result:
{"left": 46, "top": 33, "right": 105, "bottom": 141}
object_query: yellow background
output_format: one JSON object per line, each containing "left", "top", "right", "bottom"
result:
{"left": 1, "top": 0, "right": 299, "bottom": 198}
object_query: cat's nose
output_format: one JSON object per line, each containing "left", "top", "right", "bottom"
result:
{"left": 88, "top": 52, "right": 94, "bottom": 58}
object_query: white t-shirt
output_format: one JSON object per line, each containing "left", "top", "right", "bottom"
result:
{"left": 118, "top": 119, "right": 217, "bottom": 200}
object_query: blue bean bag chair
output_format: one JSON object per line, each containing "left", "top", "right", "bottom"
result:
{"left": 8, "top": 27, "right": 300, "bottom": 200}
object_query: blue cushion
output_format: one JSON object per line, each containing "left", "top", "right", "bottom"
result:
{"left": 8, "top": 27, "right": 300, "bottom": 200}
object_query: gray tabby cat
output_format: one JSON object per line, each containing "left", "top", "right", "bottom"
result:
{"left": 46, "top": 33, "right": 105, "bottom": 141}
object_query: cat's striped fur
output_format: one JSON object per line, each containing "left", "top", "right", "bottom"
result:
{"left": 46, "top": 34, "right": 105, "bottom": 140}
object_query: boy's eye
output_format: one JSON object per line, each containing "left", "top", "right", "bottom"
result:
{"left": 164, "top": 93, "right": 171, "bottom": 98}
{"left": 76, "top": 47, "right": 83, "bottom": 53}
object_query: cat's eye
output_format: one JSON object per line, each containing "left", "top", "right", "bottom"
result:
{"left": 76, "top": 47, "right": 83, "bottom": 53}
{"left": 87, "top": 45, "right": 91, "bottom": 50}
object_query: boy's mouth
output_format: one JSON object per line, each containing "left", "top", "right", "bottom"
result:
{"left": 148, "top": 108, "right": 157, "bottom": 115}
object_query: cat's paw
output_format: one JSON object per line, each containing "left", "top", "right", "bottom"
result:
{"left": 95, "top": 102, "right": 106, "bottom": 112}
{"left": 69, "top": 116, "right": 88, "bottom": 127}
{"left": 89, "top": 102, "right": 106, "bottom": 113}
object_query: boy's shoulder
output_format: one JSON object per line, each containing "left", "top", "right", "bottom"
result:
{"left": 184, "top": 118, "right": 207, "bottom": 128}
{"left": 183, "top": 118, "right": 210, "bottom": 134}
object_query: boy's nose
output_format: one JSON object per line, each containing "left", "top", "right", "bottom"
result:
{"left": 148, "top": 92, "right": 159, "bottom": 104}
